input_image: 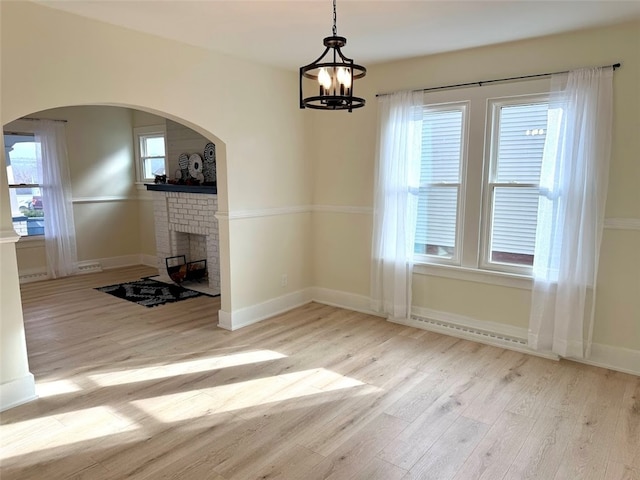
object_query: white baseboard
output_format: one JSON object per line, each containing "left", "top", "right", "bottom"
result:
{"left": 18, "top": 254, "right": 157, "bottom": 284}
{"left": 19, "top": 262, "right": 103, "bottom": 282}
{"left": 84, "top": 253, "right": 158, "bottom": 271}
{"left": 311, "top": 287, "right": 383, "bottom": 317}
{"left": 140, "top": 254, "right": 157, "bottom": 267}
{"left": 217, "top": 309, "right": 233, "bottom": 330}
{"left": 99, "top": 254, "right": 147, "bottom": 270}
{"left": 0, "top": 373, "right": 37, "bottom": 412}
{"left": 14, "top": 259, "right": 638, "bottom": 376}
{"left": 575, "top": 344, "right": 640, "bottom": 376}
{"left": 217, "top": 289, "right": 313, "bottom": 331}
{"left": 409, "top": 307, "right": 638, "bottom": 373}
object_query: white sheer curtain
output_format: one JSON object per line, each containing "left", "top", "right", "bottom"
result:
{"left": 371, "top": 90, "right": 423, "bottom": 320}
{"left": 529, "top": 67, "right": 613, "bottom": 358}
{"left": 35, "top": 120, "right": 78, "bottom": 278}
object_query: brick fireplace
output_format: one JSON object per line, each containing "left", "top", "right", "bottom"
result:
{"left": 151, "top": 189, "right": 220, "bottom": 295}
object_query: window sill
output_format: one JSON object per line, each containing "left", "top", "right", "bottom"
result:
{"left": 16, "top": 235, "right": 45, "bottom": 248}
{"left": 413, "top": 262, "right": 532, "bottom": 290}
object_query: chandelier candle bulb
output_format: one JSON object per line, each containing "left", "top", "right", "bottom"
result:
{"left": 318, "top": 68, "right": 332, "bottom": 97}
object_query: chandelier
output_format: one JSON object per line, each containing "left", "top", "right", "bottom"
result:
{"left": 299, "top": 0, "right": 366, "bottom": 112}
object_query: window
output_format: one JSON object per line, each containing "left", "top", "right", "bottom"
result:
{"left": 134, "top": 125, "right": 166, "bottom": 182}
{"left": 482, "top": 98, "right": 548, "bottom": 271}
{"left": 414, "top": 103, "right": 467, "bottom": 264}
{"left": 414, "top": 81, "right": 551, "bottom": 278}
{"left": 4, "top": 132, "right": 44, "bottom": 236}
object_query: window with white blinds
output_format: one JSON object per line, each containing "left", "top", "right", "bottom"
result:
{"left": 483, "top": 98, "right": 549, "bottom": 269}
{"left": 414, "top": 103, "right": 466, "bottom": 262}
{"left": 413, "top": 84, "right": 551, "bottom": 277}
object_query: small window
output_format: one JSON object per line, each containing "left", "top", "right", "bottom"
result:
{"left": 482, "top": 98, "right": 549, "bottom": 272}
{"left": 4, "top": 133, "right": 44, "bottom": 236}
{"left": 414, "top": 103, "right": 467, "bottom": 264}
{"left": 134, "top": 126, "right": 166, "bottom": 182}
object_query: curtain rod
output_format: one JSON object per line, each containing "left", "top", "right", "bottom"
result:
{"left": 375, "top": 62, "right": 621, "bottom": 98}
{"left": 20, "top": 117, "right": 68, "bottom": 123}
{"left": 4, "top": 131, "right": 34, "bottom": 136}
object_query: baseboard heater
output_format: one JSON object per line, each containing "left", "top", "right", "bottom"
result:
{"left": 77, "top": 262, "right": 102, "bottom": 274}
{"left": 410, "top": 314, "right": 527, "bottom": 347}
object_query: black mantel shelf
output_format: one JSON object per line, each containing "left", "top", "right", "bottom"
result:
{"left": 145, "top": 184, "right": 217, "bottom": 194}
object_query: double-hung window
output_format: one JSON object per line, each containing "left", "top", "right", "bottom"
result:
{"left": 414, "top": 82, "right": 550, "bottom": 278}
{"left": 4, "top": 132, "right": 44, "bottom": 236}
{"left": 482, "top": 97, "right": 548, "bottom": 272}
{"left": 414, "top": 102, "right": 467, "bottom": 264}
{"left": 134, "top": 125, "right": 166, "bottom": 182}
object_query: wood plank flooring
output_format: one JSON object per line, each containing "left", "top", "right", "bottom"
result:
{"left": 1, "top": 266, "right": 638, "bottom": 479}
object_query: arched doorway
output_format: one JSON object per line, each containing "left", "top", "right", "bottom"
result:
{"left": 0, "top": 103, "right": 232, "bottom": 411}
{"left": 0, "top": 105, "right": 228, "bottom": 310}
{"left": 3, "top": 103, "right": 230, "bottom": 315}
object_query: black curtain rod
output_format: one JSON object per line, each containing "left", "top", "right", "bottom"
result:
{"left": 20, "top": 117, "right": 68, "bottom": 123}
{"left": 376, "top": 62, "right": 621, "bottom": 98}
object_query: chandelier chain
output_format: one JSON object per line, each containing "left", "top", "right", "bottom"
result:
{"left": 332, "top": 0, "right": 337, "bottom": 36}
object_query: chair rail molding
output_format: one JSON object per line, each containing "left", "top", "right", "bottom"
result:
{"left": 603, "top": 217, "right": 640, "bottom": 230}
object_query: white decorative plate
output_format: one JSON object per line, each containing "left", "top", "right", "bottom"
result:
{"left": 188, "top": 153, "right": 203, "bottom": 178}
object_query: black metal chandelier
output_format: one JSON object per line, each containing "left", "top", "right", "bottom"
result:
{"left": 299, "top": 0, "right": 366, "bottom": 112}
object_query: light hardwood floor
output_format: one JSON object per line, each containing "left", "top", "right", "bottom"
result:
{"left": 1, "top": 266, "right": 639, "bottom": 480}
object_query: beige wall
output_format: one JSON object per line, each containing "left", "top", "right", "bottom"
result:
{"left": 132, "top": 110, "right": 166, "bottom": 129}
{"left": 6, "top": 106, "right": 141, "bottom": 271}
{"left": 8, "top": 105, "right": 172, "bottom": 266}
{"left": 1, "top": 1, "right": 311, "bottom": 318}
{"left": 230, "top": 213, "right": 312, "bottom": 307}
{"left": 131, "top": 110, "right": 164, "bottom": 257}
{"left": 137, "top": 198, "right": 156, "bottom": 257}
{"left": 310, "top": 21, "right": 640, "bottom": 351}
{"left": 1, "top": 1, "right": 637, "bottom": 409}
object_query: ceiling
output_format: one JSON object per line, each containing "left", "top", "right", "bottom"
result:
{"left": 37, "top": 1, "right": 640, "bottom": 71}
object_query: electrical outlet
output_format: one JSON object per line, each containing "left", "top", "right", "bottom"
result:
{"left": 281, "top": 274, "right": 288, "bottom": 287}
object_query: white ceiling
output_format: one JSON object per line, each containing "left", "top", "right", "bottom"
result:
{"left": 38, "top": 1, "right": 640, "bottom": 71}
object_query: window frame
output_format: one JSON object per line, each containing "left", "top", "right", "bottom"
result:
{"left": 414, "top": 101, "right": 469, "bottom": 267}
{"left": 133, "top": 125, "right": 167, "bottom": 183}
{"left": 412, "top": 78, "right": 552, "bottom": 283}
{"left": 4, "top": 130, "right": 45, "bottom": 237}
{"left": 480, "top": 94, "right": 549, "bottom": 276}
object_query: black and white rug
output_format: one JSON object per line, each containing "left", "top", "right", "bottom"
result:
{"left": 95, "top": 278, "right": 206, "bottom": 308}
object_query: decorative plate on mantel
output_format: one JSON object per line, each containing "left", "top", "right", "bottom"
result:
{"left": 203, "top": 142, "right": 217, "bottom": 184}
{"left": 188, "top": 153, "right": 203, "bottom": 178}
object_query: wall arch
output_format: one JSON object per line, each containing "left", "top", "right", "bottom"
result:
{"left": 3, "top": 103, "right": 232, "bottom": 315}
{"left": 2, "top": 1, "right": 310, "bottom": 409}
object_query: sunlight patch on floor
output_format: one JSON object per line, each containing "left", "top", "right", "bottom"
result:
{"left": 88, "top": 349, "right": 287, "bottom": 386}
{"left": 1, "top": 405, "right": 139, "bottom": 460}
{"left": 132, "top": 368, "right": 376, "bottom": 422}
{"left": 35, "top": 379, "right": 82, "bottom": 398}
{"left": 1, "top": 351, "right": 373, "bottom": 462}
